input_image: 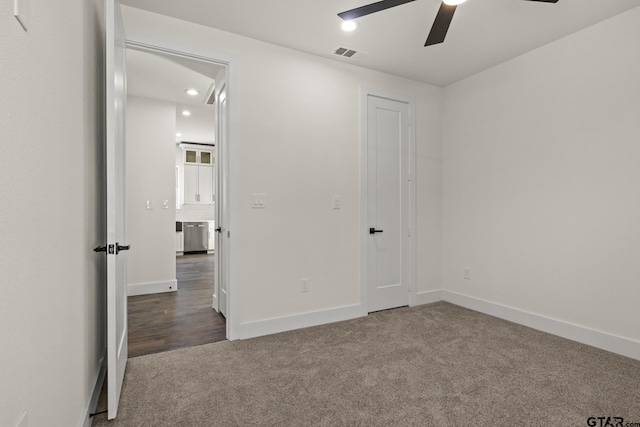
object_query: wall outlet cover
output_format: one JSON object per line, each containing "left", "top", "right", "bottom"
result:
{"left": 333, "top": 196, "right": 341, "bottom": 210}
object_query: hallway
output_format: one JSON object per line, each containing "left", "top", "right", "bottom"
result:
{"left": 127, "top": 254, "right": 226, "bottom": 358}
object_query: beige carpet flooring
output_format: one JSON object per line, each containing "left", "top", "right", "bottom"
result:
{"left": 93, "top": 302, "right": 640, "bottom": 426}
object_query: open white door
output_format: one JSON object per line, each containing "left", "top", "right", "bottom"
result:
{"left": 216, "top": 84, "right": 229, "bottom": 318}
{"left": 106, "top": 0, "right": 128, "bottom": 419}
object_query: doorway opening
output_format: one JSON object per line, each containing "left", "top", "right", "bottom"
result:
{"left": 124, "top": 44, "right": 230, "bottom": 357}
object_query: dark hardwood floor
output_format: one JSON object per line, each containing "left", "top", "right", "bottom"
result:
{"left": 128, "top": 253, "right": 226, "bottom": 358}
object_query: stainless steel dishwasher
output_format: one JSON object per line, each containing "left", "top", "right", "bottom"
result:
{"left": 183, "top": 222, "right": 208, "bottom": 253}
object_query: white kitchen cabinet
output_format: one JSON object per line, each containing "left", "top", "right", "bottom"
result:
{"left": 184, "top": 147, "right": 213, "bottom": 166}
{"left": 198, "top": 166, "right": 213, "bottom": 204}
{"left": 183, "top": 164, "right": 199, "bottom": 204}
{"left": 207, "top": 221, "right": 215, "bottom": 253}
{"left": 182, "top": 145, "right": 214, "bottom": 205}
{"left": 176, "top": 231, "right": 184, "bottom": 255}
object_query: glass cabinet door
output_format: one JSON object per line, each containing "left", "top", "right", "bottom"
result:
{"left": 200, "top": 151, "right": 212, "bottom": 165}
{"left": 185, "top": 149, "right": 198, "bottom": 164}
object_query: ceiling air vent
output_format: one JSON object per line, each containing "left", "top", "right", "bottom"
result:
{"left": 333, "top": 47, "right": 367, "bottom": 61}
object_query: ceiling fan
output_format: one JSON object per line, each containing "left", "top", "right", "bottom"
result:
{"left": 338, "top": 0, "right": 559, "bottom": 47}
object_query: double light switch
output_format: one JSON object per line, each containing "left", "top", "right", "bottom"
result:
{"left": 252, "top": 194, "right": 266, "bottom": 208}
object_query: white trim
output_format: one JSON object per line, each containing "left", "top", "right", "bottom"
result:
{"left": 359, "top": 89, "right": 369, "bottom": 317}
{"left": 212, "top": 291, "right": 219, "bottom": 312}
{"left": 78, "top": 352, "right": 107, "bottom": 427}
{"left": 239, "top": 304, "right": 363, "bottom": 340}
{"left": 411, "top": 289, "right": 444, "bottom": 306}
{"left": 360, "top": 87, "right": 417, "bottom": 315}
{"left": 443, "top": 290, "right": 640, "bottom": 361}
{"left": 125, "top": 37, "right": 240, "bottom": 341}
{"left": 127, "top": 279, "right": 177, "bottom": 296}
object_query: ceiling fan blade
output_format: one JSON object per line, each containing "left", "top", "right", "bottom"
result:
{"left": 425, "top": 3, "right": 457, "bottom": 47}
{"left": 338, "top": 0, "right": 416, "bottom": 21}
{"left": 524, "top": 0, "right": 559, "bottom": 2}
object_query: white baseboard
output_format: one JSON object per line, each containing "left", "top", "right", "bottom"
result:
{"left": 443, "top": 290, "right": 640, "bottom": 361}
{"left": 239, "top": 304, "right": 363, "bottom": 340}
{"left": 127, "top": 279, "right": 178, "bottom": 296}
{"left": 78, "top": 352, "right": 107, "bottom": 427}
{"left": 412, "top": 289, "right": 443, "bottom": 306}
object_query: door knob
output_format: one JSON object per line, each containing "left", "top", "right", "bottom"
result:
{"left": 369, "top": 228, "right": 384, "bottom": 234}
{"left": 116, "top": 243, "right": 131, "bottom": 254}
{"left": 215, "top": 227, "right": 222, "bottom": 233}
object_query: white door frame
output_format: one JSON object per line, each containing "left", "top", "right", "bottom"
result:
{"left": 360, "top": 88, "right": 417, "bottom": 315}
{"left": 125, "top": 38, "right": 241, "bottom": 340}
{"left": 215, "top": 81, "right": 229, "bottom": 318}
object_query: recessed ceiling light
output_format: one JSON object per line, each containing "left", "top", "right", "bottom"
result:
{"left": 341, "top": 20, "right": 358, "bottom": 32}
{"left": 443, "top": 0, "right": 466, "bottom": 5}
{"left": 185, "top": 89, "right": 199, "bottom": 96}
{"left": 182, "top": 110, "right": 191, "bottom": 117}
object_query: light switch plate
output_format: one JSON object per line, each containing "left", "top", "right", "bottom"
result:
{"left": 14, "top": 0, "right": 28, "bottom": 31}
{"left": 146, "top": 200, "right": 153, "bottom": 210}
{"left": 251, "top": 193, "right": 266, "bottom": 208}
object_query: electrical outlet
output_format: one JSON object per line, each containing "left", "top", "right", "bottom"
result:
{"left": 146, "top": 200, "right": 153, "bottom": 210}
{"left": 301, "top": 278, "right": 309, "bottom": 293}
{"left": 161, "top": 200, "right": 169, "bottom": 209}
{"left": 332, "top": 196, "right": 341, "bottom": 210}
{"left": 464, "top": 267, "right": 471, "bottom": 280}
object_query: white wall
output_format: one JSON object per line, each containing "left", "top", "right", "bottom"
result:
{"left": 122, "top": 7, "right": 443, "bottom": 330}
{"left": 0, "top": 1, "right": 105, "bottom": 426}
{"left": 126, "top": 96, "right": 177, "bottom": 292}
{"left": 443, "top": 6, "right": 640, "bottom": 342}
